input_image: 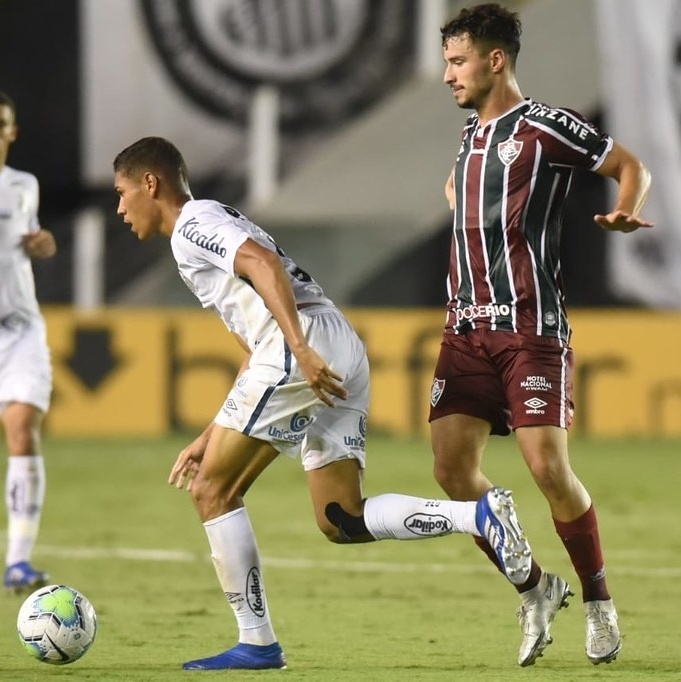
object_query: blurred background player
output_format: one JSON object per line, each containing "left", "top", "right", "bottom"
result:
{"left": 432, "top": 3, "right": 653, "bottom": 667}
{"left": 113, "top": 135, "right": 533, "bottom": 671}
{"left": 0, "top": 90, "right": 56, "bottom": 593}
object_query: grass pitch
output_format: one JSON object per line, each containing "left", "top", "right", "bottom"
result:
{"left": 1, "top": 434, "right": 680, "bottom": 680}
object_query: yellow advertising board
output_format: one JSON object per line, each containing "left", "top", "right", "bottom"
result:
{"left": 568, "top": 311, "right": 681, "bottom": 437}
{"left": 42, "top": 307, "right": 681, "bottom": 439}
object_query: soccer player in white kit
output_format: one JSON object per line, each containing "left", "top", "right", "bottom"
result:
{"left": 0, "top": 91, "right": 56, "bottom": 593}
{"left": 113, "top": 136, "right": 533, "bottom": 671}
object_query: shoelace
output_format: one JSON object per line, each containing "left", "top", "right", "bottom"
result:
{"left": 587, "top": 607, "right": 617, "bottom": 647}
{"left": 516, "top": 602, "right": 538, "bottom": 635}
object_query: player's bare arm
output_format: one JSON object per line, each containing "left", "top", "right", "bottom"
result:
{"left": 594, "top": 142, "right": 654, "bottom": 232}
{"left": 233, "top": 239, "right": 348, "bottom": 407}
{"left": 445, "top": 171, "right": 456, "bottom": 210}
{"left": 22, "top": 229, "right": 56, "bottom": 259}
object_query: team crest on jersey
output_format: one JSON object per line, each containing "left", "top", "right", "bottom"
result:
{"left": 497, "top": 137, "right": 523, "bottom": 166}
{"left": 430, "top": 378, "right": 445, "bottom": 407}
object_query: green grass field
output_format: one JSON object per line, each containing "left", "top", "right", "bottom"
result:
{"left": 1, "top": 435, "right": 680, "bottom": 681}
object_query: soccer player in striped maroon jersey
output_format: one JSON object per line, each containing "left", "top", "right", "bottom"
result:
{"left": 431, "top": 3, "right": 653, "bottom": 668}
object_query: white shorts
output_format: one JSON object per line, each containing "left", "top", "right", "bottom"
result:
{"left": 214, "top": 307, "right": 369, "bottom": 471}
{"left": 0, "top": 317, "right": 52, "bottom": 414}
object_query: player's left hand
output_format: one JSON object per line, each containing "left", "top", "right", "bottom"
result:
{"left": 22, "top": 230, "right": 56, "bottom": 258}
{"left": 295, "top": 346, "right": 348, "bottom": 408}
{"left": 168, "top": 440, "right": 205, "bottom": 491}
{"left": 594, "top": 210, "right": 654, "bottom": 233}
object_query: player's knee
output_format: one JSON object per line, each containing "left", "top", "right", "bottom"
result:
{"left": 5, "top": 429, "right": 39, "bottom": 456}
{"left": 2, "top": 404, "right": 43, "bottom": 454}
{"left": 192, "top": 489, "right": 242, "bottom": 523}
{"left": 316, "top": 518, "right": 343, "bottom": 543}
{"left": 189, "top": 475, "right": 239, "bottom": 513}
{"left": 323, "top": 501, "right": 371, "bottom": 544}
{"left": 525, "top": 453, "right": 568, "bottom": 493}
{"left": 187, "top": 476, "right": 210, "bottom": 507}
{"left": 433, "top": 460, "right": 473, "bottom": 498}
{"left": 433, "top": 459, "right": 454, "bottom": 490}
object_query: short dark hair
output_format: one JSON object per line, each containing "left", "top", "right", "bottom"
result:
{"left": 113, "top": 136, "right": 189, "bottom": 190}
{"left": 441, "top": 3, "right": 521, "bottom": 65}
{"left": 0, "top": 89, "right": 17, "bottom": 118}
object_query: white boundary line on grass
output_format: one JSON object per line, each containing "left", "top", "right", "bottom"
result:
{"left": 29, "top": 544, "right": 681, "bottom": 578}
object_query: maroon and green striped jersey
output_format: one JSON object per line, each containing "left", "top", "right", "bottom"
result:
{"left": 446, "top": 99, "right": 613, "bottom": 343}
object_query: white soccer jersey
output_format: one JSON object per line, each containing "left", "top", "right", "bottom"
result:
{"left": 0, "top": 165, "right": 41, "bottom": 322}
{"left": 170, "top": 199, "right": 335, "bottom": 349}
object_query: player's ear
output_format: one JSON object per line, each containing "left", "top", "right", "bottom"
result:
{"left": 143, "top": 171, "right": 159, "bottom": 196}
{"left": 490, "top": 48, "right": 506, "bottom": 73}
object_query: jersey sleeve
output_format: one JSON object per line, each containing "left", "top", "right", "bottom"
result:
{"left": 20, "top": 173, "right": 40, "bottom": 232}
{"left": 527, "top": 105, "right": 613, "bottom": 171}
{"left": 173, "top": 204, "right": 250, "bottom": 276}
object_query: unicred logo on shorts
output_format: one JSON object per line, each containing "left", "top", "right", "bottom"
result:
{"left": 290, "top": 412, "right": 312, "bottom": 432}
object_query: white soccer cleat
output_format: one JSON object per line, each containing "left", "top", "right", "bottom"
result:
{"left": 516, "top": 572, "right": 572, "bottom": 666}
{"left": 475, "top": 487, "right": 532, "bottom": 585}
{"left": 584, "top": 599, "right": 621, "bottom": 664}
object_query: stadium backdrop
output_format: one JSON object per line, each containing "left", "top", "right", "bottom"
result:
{"left": 41, "top": 308, "right": 681, "bottom": 439}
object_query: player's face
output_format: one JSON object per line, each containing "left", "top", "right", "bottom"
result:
{"left": 114, "top": 171, "right": 161, "bottom": 241}
{"left": 443, "top": 34, "right": 494, "bottom": 110}
{"left": 0, "top": 104, "right": 18, "bottom": 168}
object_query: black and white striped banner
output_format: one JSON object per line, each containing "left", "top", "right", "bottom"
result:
{"left": 82, "top": 0, "right": 412, "bottom": 187}
{"left": 596, "top": 0, "right": 681, "bottom": 308}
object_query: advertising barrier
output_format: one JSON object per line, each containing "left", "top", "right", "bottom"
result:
{"left": 43, "top": 308, "right": 681, "bottom": 438}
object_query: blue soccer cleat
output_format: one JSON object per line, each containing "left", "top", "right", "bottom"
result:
{"left": 182, "top": 642, "right": 287, "bottom": 670}
{"left": 476, "top": 487, "right": 532, "bottom": 585}
{"left": 4, "top": 561, "right": 49, "bottom": 594}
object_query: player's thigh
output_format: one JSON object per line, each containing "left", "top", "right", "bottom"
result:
{"left": 498, "top": 334, "right": 574, "bottom": 430}
{"left": 429, "top": 331, "right": 511, "bottom": 436}
{"left": 515, "top": 424, "right": 571, "bottom": 482}
{"left": 306, "top": 458, "right": 364, "bottom": 534}
{"left": 431, "top": 412, "right": 490, "bottom": 472}
{"left": 197, "top": 426, "right": 279, "bottom": 503}
{"left": 0, "top": 321, "right": 51, "bottom": 415}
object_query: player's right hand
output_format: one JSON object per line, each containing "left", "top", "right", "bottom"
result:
{"left": 295, "top": 346, "right": 348, "bottom": 407}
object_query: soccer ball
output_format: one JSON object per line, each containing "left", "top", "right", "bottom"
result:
{"left": 17, "top": 584, "right": 97, "bottom": 665}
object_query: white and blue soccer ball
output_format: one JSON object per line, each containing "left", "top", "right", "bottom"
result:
{"left": 17, "top": 584, "right": 97, "bottom": 665}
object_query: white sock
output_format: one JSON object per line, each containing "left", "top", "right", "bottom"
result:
{"left": 363, "top": 494, "right": 480, "bottom": 540}
{"left": 203, "top": 507, "right": 277, "bottom": 646}
{"left": 5, "top": 455, "right": 45, "bottom": 567}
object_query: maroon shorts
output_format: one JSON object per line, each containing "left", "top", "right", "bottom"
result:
{"left": 428, "top": 328, "right": 574, "bottom": 435}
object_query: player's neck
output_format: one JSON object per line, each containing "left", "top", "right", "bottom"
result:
{"left": 160, "top": 194, "right": 192, "bottom": 237}
{"left": 477, "top": 82, "right": 524, "bottom": 127}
